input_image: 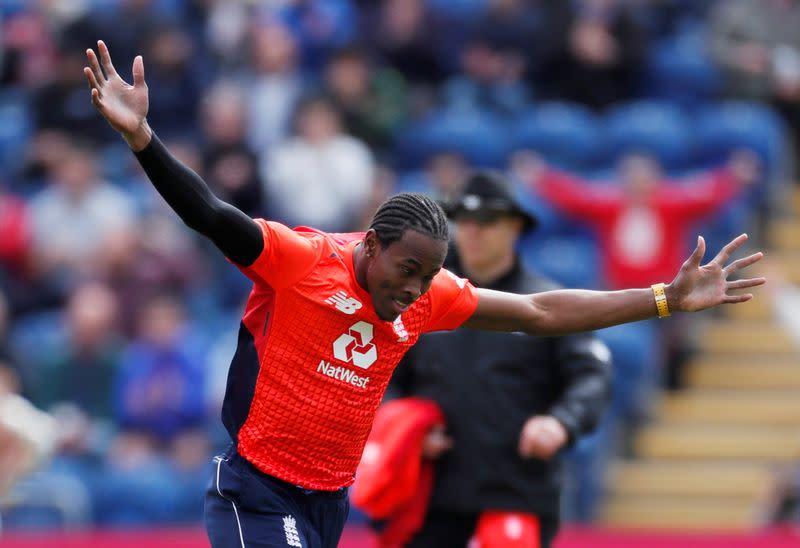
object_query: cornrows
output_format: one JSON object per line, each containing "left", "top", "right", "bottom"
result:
{"left": 368, "top": 192, "right": 449, "bottom": 248}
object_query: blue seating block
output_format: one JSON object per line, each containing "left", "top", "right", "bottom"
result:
{"left": 512, "top": 102, "right": 601, "bottom": 170}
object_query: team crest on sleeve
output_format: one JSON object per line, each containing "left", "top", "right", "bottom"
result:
{"left": 445, "top": 270, "right": 467, "bottom": 288}
{"left": 392, "top": 316, "right": 409, "bottom": 342}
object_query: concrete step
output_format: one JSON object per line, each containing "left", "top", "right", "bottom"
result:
{"left": 701, "top": 321, "right": 795, "bottom": 354}
{"left": 607, "top": 461, "right": 774, "bottom": 499}
{"left": 725, "top": 296, "right": 772, "bottom": 321}
{"left": 601, "top": 496, "right": 756, "bottom": 530}
{"left": 687, "top": 358, "right": 800, "bottom": 390}
{"left": 772, "top": 253, "right": 800, "bottom": 285}
{"left": 635, "top": 424, "right": 800, "bottom": 461}
{"left": 658, "top": 391, "right": 800, "bottom": 425}
{"left": 770, "top": 219, "right": 800, "bottom": 252}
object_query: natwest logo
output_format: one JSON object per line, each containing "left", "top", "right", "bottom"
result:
{"left": 317, "top": 360, "right": 369, "bottom": 388}
{"left": 332, "top": 321, "right": 377, "bottom": 369}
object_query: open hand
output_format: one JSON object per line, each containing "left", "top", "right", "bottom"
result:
{"left": 668, "top": 234, "right": 765, "bottom": 312}
{"left": 84, "top": 40, "right": 151, "bottom": 150}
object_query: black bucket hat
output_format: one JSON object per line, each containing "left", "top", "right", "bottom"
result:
{"left": 443, "top": 171, "right": 538, "bottom": 232}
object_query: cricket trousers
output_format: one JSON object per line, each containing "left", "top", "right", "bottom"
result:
{"left": 204, "top": 444, "right": 350, "bottom": 548}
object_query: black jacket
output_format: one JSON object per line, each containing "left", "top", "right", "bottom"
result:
{"left": 388, "top": 259, "right": 612, "bottom": 518}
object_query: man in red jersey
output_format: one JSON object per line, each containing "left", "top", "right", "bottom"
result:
{"left": 84, "top": 41, "right": 765, "bottom": 548}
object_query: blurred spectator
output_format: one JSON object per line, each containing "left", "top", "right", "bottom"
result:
{"left": 385, "top": 173, "right": 612, "bottom": 547}
{"left": 27, "top": 140, "right": 136, "bottom": 302}
{"left": 523, "top": 150, "right": 760, "bottom": 290}
{"left": 0, "top": 6, "right": 58, "bottom": 86}
{"left": 362, "top": 0, "right": 448, "bottom": 92}
{"left": 204, "top": 0, "right": 251, "bottom": 68}
{"left": 92, "top": 0, "right": 160, "bottom": 77}
{"left": 442, "top": 33, "right": 529, "bottom": 116}
{"left": 140, "top": 24, "right": 202, "bottom": 139}
{"left": 262, "top": 94, "right": 375, "bottom": 231}
{"left": 709, "top": 0, "right": 800, "bottom": 164}
{"left": 245, "top": 20, "right": 306, "bottom": 153}
{"left": 0, "top": 291, "right": 58, "bottom": 499}
{"left": 19, "top": 129, "right": 73, "bottom": 190}
{"left": 200, "top": 83, "right": 264, "bottom": 217}
{"left": 32, "top": 48, "right": 112, "bottom": 142}
{"left": 474, "top": 0, "right": 571, "bottom": 94}
{"left": 113, "top": 293, "right": 207, "bottom": 449}
{"left": 31, "top": 283, "right": 120, "bottom": 429}
{"left": 277, "top": 0, "right": 358, "bottom": 71}
{"left": 324, "top": 45, "right": 408, "bottom": 153}
{"left": 99, "top": 223, "right": 202, "bottom": 336}
{"left": 426, "top": 152, "right": 470, "bottom": 203}
{"left": 537, "top": 0, "right": 648, "bottom": 110}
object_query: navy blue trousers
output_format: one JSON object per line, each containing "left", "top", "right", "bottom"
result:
{"left": 204, "top": 446, "right": 349, "bottom": 548}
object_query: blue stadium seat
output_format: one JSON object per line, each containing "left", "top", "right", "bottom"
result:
{"left": 596, "top": 321, "right": 659, "bottom": 425}
{"left": 603, "top": 101, "right": 693, "bottom": 170}
{"left": 0, "top": 89, "right": 32, "bottom": 178}
{"left": 642, "top": 33, "right": 722, "bottom": 106}
{"left": 426, "top": 0, "right": 488, "bottom": 20}
{"left": 395, "top": 171, "right": 434, "bottom": 196}
{"left": 517, "top": 234, "right": 600, "bottom": 289}
{"left": 695, "top": 102, "right": 787, "bottom": 179}
{"left": 512, "top": 102, "right": 601, "bottom": 171}
{"left": 394, "top": 107, "right": 510, "bottom": 170}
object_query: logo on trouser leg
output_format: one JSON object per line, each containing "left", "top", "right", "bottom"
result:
{"left": 283, "top": 515, "right": 301, "bottom": 547}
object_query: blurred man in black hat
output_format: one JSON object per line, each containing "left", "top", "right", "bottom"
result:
{"left": 386, "top": 171, "right": 613, "bottom": 548}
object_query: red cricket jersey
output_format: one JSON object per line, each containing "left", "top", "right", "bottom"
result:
{"left": 221, "top": 219, "right": 479, "bottom": 490}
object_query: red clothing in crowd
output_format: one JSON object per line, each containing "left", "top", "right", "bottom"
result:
{"left": 535, "top": 169, "right": 741, "bottom": 289}
{"left": 0, "top": 192, "right": 29, "bottom": 273}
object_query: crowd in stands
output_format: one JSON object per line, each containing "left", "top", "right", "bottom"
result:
{"left": 0, "top": 0, "right": 794, "bottom": 530}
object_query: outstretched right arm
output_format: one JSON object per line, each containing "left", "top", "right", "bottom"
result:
{"left": 84, "top": 40, "right": 262, "bottom": 266}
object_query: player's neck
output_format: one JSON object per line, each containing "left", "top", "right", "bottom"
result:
{"left": 353, "top": 243, "right": 369, "bottom": 291}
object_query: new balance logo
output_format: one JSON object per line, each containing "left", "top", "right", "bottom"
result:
{"left": 333, "top": 321, "right": 377, "bottom": 369}
{"left": 283, "top": 515, "right": 301, "bottom": 547}
{"left": 325, "top": 291, "right": 362, "bottom": 315}
{"left": 445, "top": 270, "right": 467, "bottom": 288}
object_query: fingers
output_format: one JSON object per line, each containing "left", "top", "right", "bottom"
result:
{"left": 132, "top": 55, "right": 145, "bottom": 88}
{"left": 90, "top": 87, "right": 101, "bottom": 108}
{"left": 727, "top": 277, "right": 767, "bottom": 290}
{"left": 711, "top": 233, "right": 748, "bottom": 267}
{"left": 83, "top": 66, "right": 101, "bottom": 94}
{"left": 724, "top": 293, "right": 753, "bottom": 304}
{"left": 723, "top": 252, "right": 764, "bottom": 276}
{"left": 97, "top": 40, "right": 118, "bottom": 77}
{"left": 85, "top": 48, "right": 105, "bottom": 84}
{"left": 687, "top": 235, "right": 706, "bottom": 268}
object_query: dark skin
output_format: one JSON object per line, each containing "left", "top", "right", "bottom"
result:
{"left": 355, "top": 229, "right": 448, "bottom": 322}
{"left": 85, "top": 41, "right": 767, "bottom": 333}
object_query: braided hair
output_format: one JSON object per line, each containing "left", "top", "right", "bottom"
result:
{"left": 368, "top": 193, "right": 449, "bottom": 248}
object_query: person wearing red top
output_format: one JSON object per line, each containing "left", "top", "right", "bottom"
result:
{"left": 85, "top": 41, "right": 765, "bottom": 548}
{"left": 524, "top": 151, "right": 760, "bottom": 290}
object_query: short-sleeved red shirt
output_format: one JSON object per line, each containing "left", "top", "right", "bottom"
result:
{"left": 222, "top": 220, "right": 478, "bottom": 490}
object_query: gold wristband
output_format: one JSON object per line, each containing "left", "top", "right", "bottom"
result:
{"left": 651, "top": 283, "right": 671, "bottom": 318}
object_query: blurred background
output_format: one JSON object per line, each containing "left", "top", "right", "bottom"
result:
{"left": 0, "top": 0, "right": 798, "bottom": 546}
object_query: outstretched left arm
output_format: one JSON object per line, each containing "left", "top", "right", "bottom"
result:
{"left": 464, "top": 234, "right": 765, "bottom": 336}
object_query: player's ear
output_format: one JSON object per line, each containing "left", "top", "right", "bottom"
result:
{"left": 363, "top": 229, "right": 378, "bottom": 259}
